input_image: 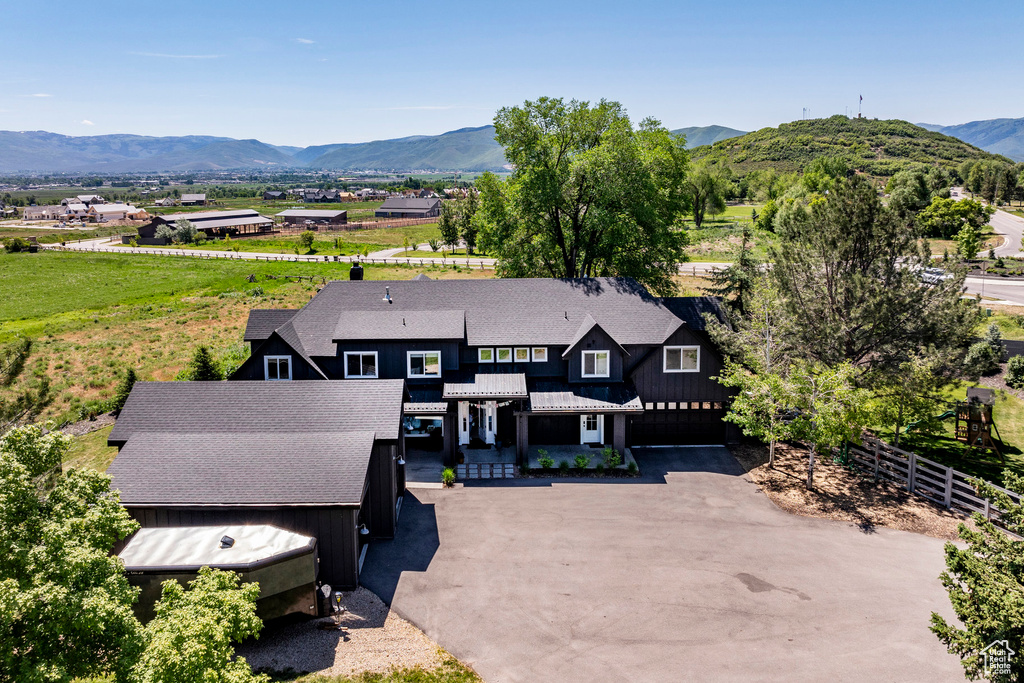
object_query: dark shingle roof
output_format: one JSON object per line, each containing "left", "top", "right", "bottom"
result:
{"left": 660, "top": 296, "right": 727, "bottom": 331}
{"left": 244, "top": 309, "right": 299, "bottom": 342}
{"left": 109, "top": 380, "right": 405, "bottom": 446}
{"left": 377, "top": 197, "right": 440, "bottom": 211}
{"left": 109, "top": 431, "right": 374, "bottom": 506}
{"left": 333, "top": 310, "right": 464, "bottom": 341}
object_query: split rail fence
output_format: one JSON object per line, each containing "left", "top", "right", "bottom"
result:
{"left": 847, "top": 436, "right": 1020, "bottom": 528}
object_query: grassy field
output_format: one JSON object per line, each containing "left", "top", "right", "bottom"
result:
{"left": 64, "top": 425, "right": 118, "bottom": 472}
{"left": 0, "top": 250, "right": 491, "bottom": 427}
{"left": 127, "top": 224, "right": 442, "bottom": 256}
{"left": 0, "top": 222, "right": 125, "bottom": 244}
{"left": 684, "top": 224, "right": 774, "bottom": 262}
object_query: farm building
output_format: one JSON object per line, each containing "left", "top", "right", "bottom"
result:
{"left": 90, "top": 204, "right": 148, "bottom": 222}
{"left": 106, "top": 380, "right": 407, "bottom": 590}
{"left": 263, "top": 190, "right": 288, "bottom": 201}
{"left": 276, "top": 209, "right": 348, "bottom": 226}
{"left": 134, "top": 209, "right": 273, "bottom": 243}
{"left": 374, "top": 197, "right": 441, "bottom": 219}
{"left": 180, "top": 193, "right": 207, "bottom": 206}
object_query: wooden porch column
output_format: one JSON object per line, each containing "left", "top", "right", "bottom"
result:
{"left": 516, "top": 413, "right": 529, "bottom": 465}
{"left": 613, "top": 413, "right": 626, "bottom": 455}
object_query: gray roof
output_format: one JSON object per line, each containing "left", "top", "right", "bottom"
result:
{"left": 109, "top": 380, "right": 406, "bottom": 446}
{"left": 154, "top": 209, "right": 260, "bottom": 223}
{"left": 119, "top": 525, "right": 316, "bottom": 571}
{"left": 181, "top": 193, "right": 206, "bottom": 201}
{"left": 443, "top": 373, "right": 528, "bottom": 399}
{"left": 561, "top": 314, "right": 631, "bottom": 359}
{"left": 660, "top": 296, "right": 727, "bottom": 332}
{"left": 109, "top": 431, "right": 375, "bottom": 506}
{"left": 276, "top": 209, "right": 347, "bottom": 219}
{"left": 528, "top": 383, "right": 644, "bottom": 413}
{"left": 244, "top": 309, "right": 299, "bottom": 342}
{"left": 333, "top": 310, "right": 464, "bottom": 341}
{"left": 377, "top": 197, "right": 441, "bottom": 210}
{"left": 411, "top": 274, "right": 432, "bottom": 281}
{"left": 404, "top": 402, "right": 448, "bottom": 415}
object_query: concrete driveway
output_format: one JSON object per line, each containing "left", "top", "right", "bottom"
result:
{"left": 362, "top": 447, "right": 963, "bottom": 682}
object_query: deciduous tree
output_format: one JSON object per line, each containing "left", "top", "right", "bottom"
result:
{"left": 685, "top": 161, "right": 727, "bottom": 228}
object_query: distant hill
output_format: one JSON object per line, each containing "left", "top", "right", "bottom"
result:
{"left": 690, "top": 115, "right": 1012, "bottom": 176}
{"left": 670, "top": 125, "right": 747, "bottom": 148}
{"left": 917, "top": 118, "right": 1024, "bottom": 162}
{"left": 305, "top": 126, "right": 508, "bottom": 171}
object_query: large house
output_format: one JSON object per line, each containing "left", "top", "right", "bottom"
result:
{"left": 374, "top": 197, "right": 441, "bottom": 219}
{"left": 90, "top": 204, "right": 148, "bottom": 222}
{"left": 234, "top": 276, "right": 735, "bottom": 462}
{"left": 62, "top": 194, "right": 105, "bottom": 206}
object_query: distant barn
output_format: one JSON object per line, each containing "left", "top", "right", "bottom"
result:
{"left": 180, "top": 193, "right": 207, "bottom": 206}
{"left": 374, "top": 197, "right": 441, "bottom": 219}
{"left": 133, "top": 209, "right": 273, "bottom": 244}
{"left": 276, "top": 209, "right": 348, "bottom": 226}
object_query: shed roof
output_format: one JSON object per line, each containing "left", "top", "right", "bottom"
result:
{"left": 443, "top": 373, "right": 528, "bottom": 399}
{"left": 118, "top": 525, "right": 316, "bottom": 571}
{"left": 109, "top": 380, "right": 405, "bottom": 446}
{"left": 108, "top": 431, "right": 375, "bottom": 506}
{"left": 244, "top": 309, "right": 300, "bottom": 342}
{"left": 181, "top": 193, "right": 206, "bottom": 201}
{"left": 153, "top": 209, "right": 260, "bottom": 223}
{"left": 528, "top": 383, "right": 644, "bottom": 413}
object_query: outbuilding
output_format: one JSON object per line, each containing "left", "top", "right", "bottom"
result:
{"left": 374, "top": 197, "right": 441, "bottom": 219}
{"left": 276, "top": 209, "right": 348, "bottom": 226}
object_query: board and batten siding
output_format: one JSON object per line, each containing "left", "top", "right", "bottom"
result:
{"left": 235, "top": 335, "right": 323, "bottom": 381}
{"left": 459, "top": 346, "right": 568, "bottom": 378}
{"left": 566, "top": 327, "right": 624, "bottom": 383}
{"left": 125, "top": 505, "right": 361, "bottom": 589}
{"left": 628, "top": 327, "right": 731, "bottom": 404}
{"left": 317, "top": 341, "right": 460, "bottom": 381}
{"left": 365, "top": 440, "right": 399, "bottom": 539}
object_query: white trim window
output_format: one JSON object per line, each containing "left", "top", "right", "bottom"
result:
{"left": 344, "top": 351, "right": 378, "bottom": 378}
{"left": 531, "top": 347, "right": 547, "bottom": 362}
{"left": 664, "top": 345, "right": 700, "bottom": 373}
{"left": 514, "top": 347, "right": 530, "bottom": 362}
{"left": 407, "top": 350, "right": 441, "bottom": 378}
{"left": 496, "top": 347, "right": 512, "bottom": 363}
{"left": 264, "top": 355, "right": 292, "bottom": 381}
{"left": 582, "top": 350, "right": 610, "bottom": 378}
{"left": 478, "top": 348, "right": 494, "bottom": 363}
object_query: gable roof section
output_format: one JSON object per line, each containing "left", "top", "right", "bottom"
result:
{"left": 244, "top": 309, "right": 299, "bottom": 342}
{"left": 560, "top": 314, "right": 629, "bottom": 359}
{"left": 109, "top": 379, "right": 405, "bottom": 446}
{"left": 283, "top": 278, "right": 688, "bottom": 359}
{"left": 109, "top": 431, "right": 375, "bottom": 506}
{"left": 333, "top": 310, "right": 464, "bottom": 341}
{"left": 660, "top": 296, "right": 727, "bottom": 331}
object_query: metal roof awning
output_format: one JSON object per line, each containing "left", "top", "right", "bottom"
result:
{"left": 443, "top": 373, "right": 528, "bottom": 400}
{"left": 404, "top": 402, "right": 448, "bottom": 415}
{"left": 528, "top": 383, "right": 644, "bottom": 413}
{"left": 118, "top": 524, "right": 315, "bottom": 572}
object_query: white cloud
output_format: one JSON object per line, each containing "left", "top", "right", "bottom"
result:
{"left": 29, "top": 93, "right": 52, "bottom": 98}
{"left": 129, "top": 52, "right": 222, "bottom": 59}
{"left": 296, "top": 38, "right": 315, "bottom": 44}
{"left": 81, "top": 119, "right": 94, "bottom": 126}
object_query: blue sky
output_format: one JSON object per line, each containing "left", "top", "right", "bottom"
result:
{"left": 1, "top": 0, "right": 1021, "bottom": 147}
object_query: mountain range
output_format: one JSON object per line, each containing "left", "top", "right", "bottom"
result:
{"left": 917, "top": 118, "right": 1024, "bottom": 162}
{"left": 0, "top": 117, "right": 1017, "bottom": 173}
{"left": 0, "top": 124, "right": 746, "bottom": 174}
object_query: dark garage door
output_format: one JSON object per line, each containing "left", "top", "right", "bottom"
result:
{"left": 629, "top": 410, "right": 727, "bottom": 446}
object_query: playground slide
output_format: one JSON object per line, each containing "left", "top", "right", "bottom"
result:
{"left": 903, "top": 409, "right": 956, "bottom": 435}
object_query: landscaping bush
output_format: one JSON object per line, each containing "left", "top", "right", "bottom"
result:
{"left": 537, "top": 455, "right": 555, "bottom": 469}
{"left": 1007, "top": 355, "right": 1024, "bottom": 389}
{"left": 558, "top": 460, "right": 570, "bottom": 474}
{"left": 627, "top": 461, "right": 638, "bottom": 475}
{"left": 984, "top": 322, "right": 1005, "bottom": 359}
{"left": 441, "top": 467, "right": 455, "bottom": 487}
{"left": 574, "top": 453, "right": 591, "bottom": 469}
{"left": 595, "top": 463, "right": 605, "bottom": 474}
{"left": 602, "top": 447, "right": 622, "bottom": 468}
{"left": 963, "top": 341, "right": 1000, "bottom": 377}
{"left": 3, "top": 237, "right": 30, "bottom": 252}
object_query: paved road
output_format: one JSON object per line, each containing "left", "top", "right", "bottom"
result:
{"left": 363, "top": 447, "right": 962, "bottom": 682}
{"left": 952, "top": 187, "right": 1024, "bottom": 258}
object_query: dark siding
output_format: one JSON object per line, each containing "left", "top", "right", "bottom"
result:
{"left": 629, "top": 409, "right": 727, "bottom": 445}
{"left": 628, "top": 328, "right": 731, "bottom": 403}
{"left": 366, "top": 440, "right": 398, "bottom": 539}
{"left": 529, "top": 415, "right": 579, "bottom": 445}
{"left": 567, "top": 327, "right": 624, "bottom": 383}
{"left": 318, "top": 341, "right": 459, "bottom": 383}
{"left": 125, "top": 505, "right": 360, "bottom": 589}
{"left": 234, "top": 335, "right": 322, "bottom": 381}
{"left": 461, "top": 345, "right": 568, "bottom": 378}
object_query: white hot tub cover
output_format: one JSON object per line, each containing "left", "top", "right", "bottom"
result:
{"left": 118, "top": 524, "right": 316, "bottom": 572}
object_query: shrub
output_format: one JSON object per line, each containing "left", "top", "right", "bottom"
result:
{"left": 1007, "top": 355, "right": 1024, "bottom": 389}
{"left": 3, "top": 237, "right": 29, "bottom": 252}
{"left": 595, "top": 463, "right": 605, "bottom": 474}
{"left": 602, "top": 447, "right": 622, "bottom": 468}
{"left": 538, "top": 455, "right": 555, "bottom": 469}
{"left": 174, "top": 219, "right": 197, "bottom": 244}
{"left": 984, "top": 323, "right": 1005, "bottom": 359}
{"left": 128, "top": 237, "right": 138, "bottom": 248}
{"left": 192, "top": 231, "right": 208, "bottom": 245}
{"left": 428, "top": 238, "right": 440, "bottom": 252}
{"left": 963, "top": 341, "right": 1000, "bottom": 377}
{"left": 109, "top": 368, "right": 138, "bottom": 414}
{"left": 627, "top": 461, "right": 638, "bottom": 475}
{"left": 297, "top": 230, "right": 316, "bottom": 251}
{"left": 574, "top": 453, "right": 591, "bottom": 469}
{"left": 180, "top": 346, "right": 223, "bottom": 381}
{"left": 442, "top": 467, "right": 456, "bottom": 487}
{"left": 558, "top": 460, "right": 570, "bottom": 474}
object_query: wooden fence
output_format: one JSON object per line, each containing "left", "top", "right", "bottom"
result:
{"left": 846, "top": 436, "right": 1020, "bottom": 527}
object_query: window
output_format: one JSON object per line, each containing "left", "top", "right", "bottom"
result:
{"left": 496, "top": 347, "right": 512, "bottom": 363}
{"left": 478, "top": 348, "right": 494, "bottom": 363}
{"left": 664, "top": 345, "right": 700, "bottom": 373}
{"left": 514, "top": 347, "right": 530, "bottom": 362}
{"left": 582, "top": 350, "right": 610, "bottom": 377}
{"left": 344, "top": 351, "right": 378, "bottom": 378}
{"left": 264, "top": 355, "right": 292, "bottom": 381}
{"left": 407, "top": 351, "right": 441, "bottom": 378}
{"left": 532, "top": 347, "right": 547, "bottom": 362}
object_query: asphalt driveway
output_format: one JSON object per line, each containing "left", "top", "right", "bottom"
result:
{"left": 363, "top": 447, "right": 963, "bottom": 682}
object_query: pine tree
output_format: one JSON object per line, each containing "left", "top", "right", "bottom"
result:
{"left": 109, "top": 368, "right": 138, "bottom": 414}
{"left": 182, "top": 347, "right": 222, "bottom": 381}
{"left": 708, "top": 226, "right": 759, "bottom": 314}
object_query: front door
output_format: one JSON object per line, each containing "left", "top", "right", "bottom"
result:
{"left": 458, "top": 401, "right": 470, "bottom": 446}
{"left": 580, "top": 414, "right": 603, "bottom": 444}
{"left": 482, "top": 401, "right": 497, "bottom": 444}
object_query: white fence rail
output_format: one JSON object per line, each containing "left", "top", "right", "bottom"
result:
{"left": 846, "top": 436, "right": 1020, "bottom": 527}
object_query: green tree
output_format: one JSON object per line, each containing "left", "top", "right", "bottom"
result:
{"left": 173, "top": 219, "right": 197, "bottom": 244}
{"left": 868, "top": 354, "right": 951, "bottom": 447}
{"left": 956, "top": 223, "right": 982, "bottom": 261}
{"left": 801, "top": 155, "right": 850, "bottom": 195}
{"left": 707, "top": 225, "right": 759, "bottom": 313}
{"left": 296, "top": 230, "right": 315, "bottom": 252}
{"left": 931, "top": 470, "right": 1024, "bottom": 682}
{"left": 770, "top": 175, "right": 977, "bottom": 371}
{"left": 755, "top": 198, "right": 779, "bottom": 231}
{"left": 437, "top": 200, "right": 461, "bottom": 253}
{"left": 918, "top": 197, "right": 993, "bottom": 239}
{"left": 476, "top": 97, "right": 691, "bottom": 295}
{"left": 181, "top": 346, "right": 223, "bottom": 381}
{"left": 0, "top": 425, "right": 143, "bottom": 683}
{"left": 1006, "top": 355, "right": 1024, "bottom": 389}
{"left": 685, "top": 161, "right": 727, "bottom": 228}
{"left": 128, "top": 567, "right": 268, "bottom": 683}
{"left": 461, "top": 189, "right": 480, "bottom": 254}
{"left": 110, "top": 367, "right": 138, "bottom": 414}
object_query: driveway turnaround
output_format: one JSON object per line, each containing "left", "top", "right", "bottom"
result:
{"left": 363, "top": 447, "right": 963, "bottom": 682}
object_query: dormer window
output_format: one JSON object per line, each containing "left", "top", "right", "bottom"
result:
{"left": 265, "top": 355, "right": 292, "bottom": 381}
{"left": 582, "top": 350, "right": 609, "bottom": 378}
{"left": 344, "top": 351, "right": 378, "bottom": 378}
{"left": 664, "top": 346, "right": 700, "bottom": 373}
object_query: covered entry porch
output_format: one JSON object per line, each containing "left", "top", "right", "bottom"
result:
{"left": 443, "top": 373, "right": 528, "bottom": 456}
{"left": 515, "top": 383, "right": 644, "bottom": 465}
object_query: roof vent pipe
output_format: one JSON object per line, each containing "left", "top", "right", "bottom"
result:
{"left": 383, "top": 286, "right": 392, "bottom": 304}
{"left": 219, "top": 535, "right": 235, "bottom": 549}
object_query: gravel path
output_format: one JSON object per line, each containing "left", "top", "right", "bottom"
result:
{"left": 238, "top": 587, "right": 443, "bottom": 678}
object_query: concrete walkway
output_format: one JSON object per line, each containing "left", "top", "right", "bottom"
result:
{"left": 363, "top": 447, "right": 962, "bottom": 682}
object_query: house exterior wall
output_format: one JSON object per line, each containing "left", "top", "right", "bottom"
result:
{"left": 124, "top": 505, "right": 361, "bottom": 589}
{"left": 628, "top": 327, "right": 731, "bottom": 404}
{"left": 459, "top": 346, "right": 568, "bottom": 378}
{"left": 365, "top": 440, "right": 400, "bottom": 539}
{"left": 566, "top": 327, "right": 625, "bottom": 383}
{"left": 315, "top": 340, "right": 460, "bottom": 383}
{"left": 235, "top": 336, "right": 323, "bottom": 380}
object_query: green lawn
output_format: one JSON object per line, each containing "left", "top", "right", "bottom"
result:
{"left": 65, "top": 425, "right": 118, "bottom": 472}
{"left": 684, "top": 224, "right": 775, "bottom": 262}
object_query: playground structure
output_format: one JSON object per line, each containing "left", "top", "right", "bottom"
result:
{"left": 955, "top": 387, "right": 1003, "bottom": 461}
